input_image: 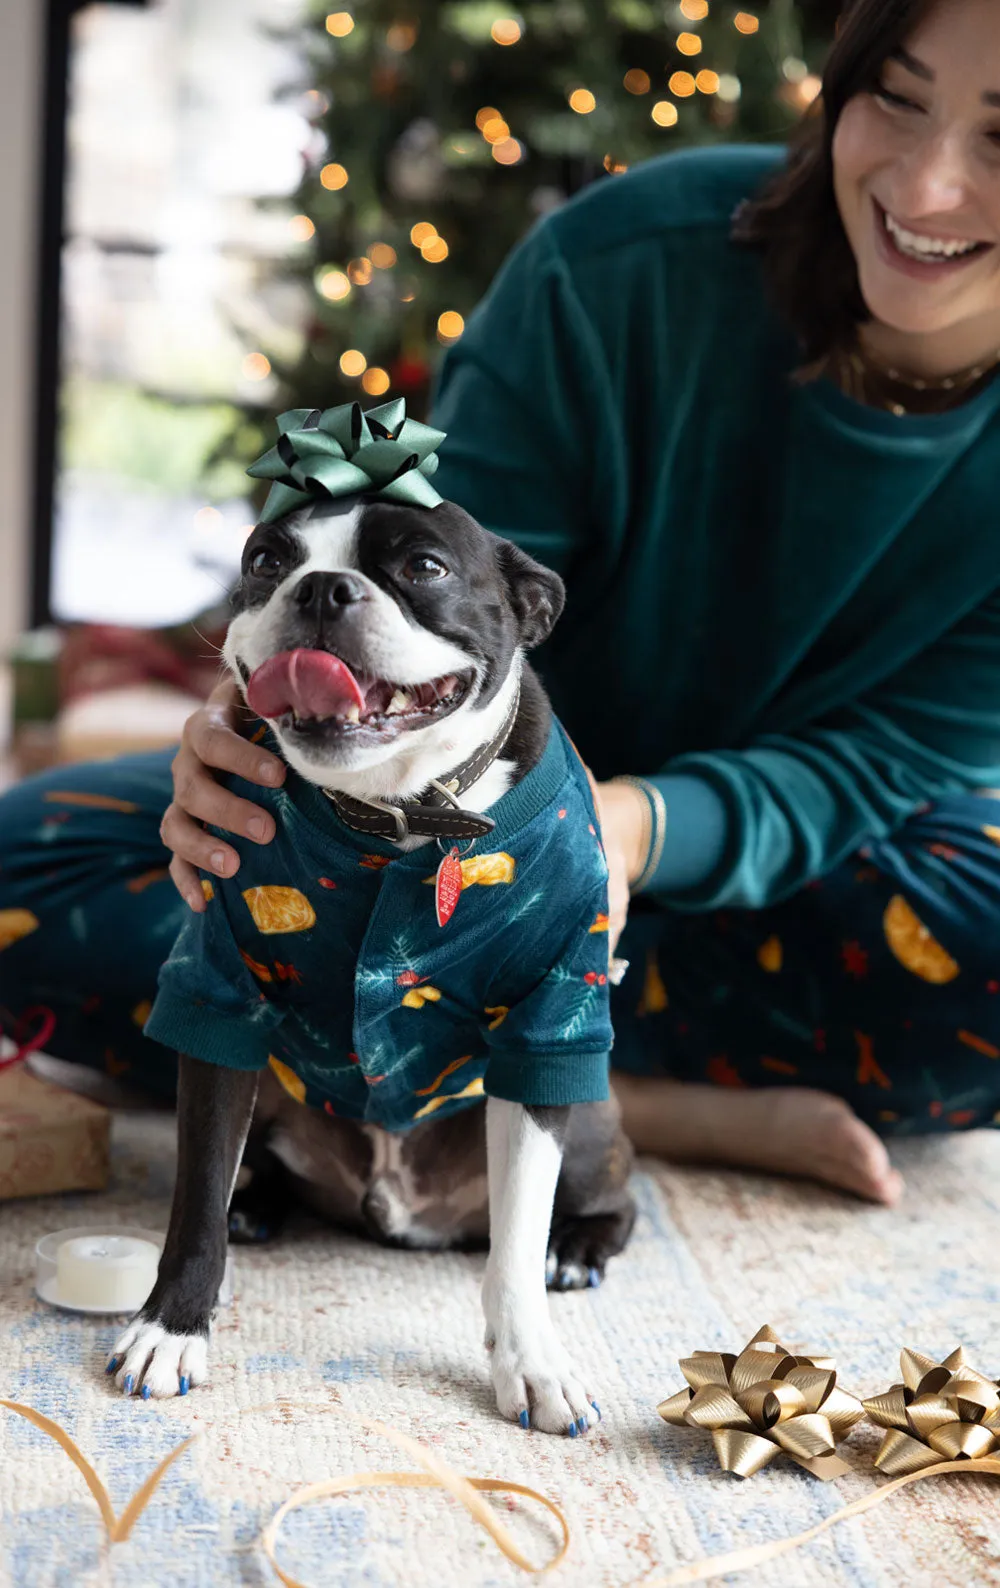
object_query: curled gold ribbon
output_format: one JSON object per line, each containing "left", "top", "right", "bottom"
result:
{"left": 248, "top": 399, "right": 445, "bottom": 523}
{"left": 261, "top": 1417, "right": 569, "bottom": 1586}
{"left": 640, "top": 1456, "right": 1000, "bottom": 1585}
{"left": 863, "top": 1345, "right": 1000, "bottom": 1475}
{"left": 657, "top": 1324, "right": 864, "bottom": 1479}
{"left": 1, "top": 1398, "right": 567, "bottom": 1582}
{"left": 0, "top": 1399, "right": 194, "bottom": 1545}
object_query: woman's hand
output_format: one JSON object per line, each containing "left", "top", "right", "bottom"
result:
{"left": 162, "top": 676, "right": 285, "bottom": 911}
{"left": 585, "top": 775, "right": 650, "bottom": 959}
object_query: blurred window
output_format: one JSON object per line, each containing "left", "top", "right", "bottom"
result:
{"left": 55, "top": 0, "right": 309, "bottom": 625}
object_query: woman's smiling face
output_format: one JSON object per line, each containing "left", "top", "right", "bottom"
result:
{"left": 833, "top": 0, "right": 1000, "bottom": 349}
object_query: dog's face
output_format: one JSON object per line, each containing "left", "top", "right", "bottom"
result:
{"left": 223, "top": 496, "right": 564, "bottom": 788}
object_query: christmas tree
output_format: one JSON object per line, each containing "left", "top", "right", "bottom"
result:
{"left": 262, "top": 0, "right": 837, "bottom": 424}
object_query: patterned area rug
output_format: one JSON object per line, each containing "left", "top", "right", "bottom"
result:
{"left": 2, "top": 1107, "right": 1000, "bottom": 1588}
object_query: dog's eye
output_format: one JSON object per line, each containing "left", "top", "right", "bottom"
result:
{"left": 250, "top": 548, "right": 283, "bottom": 578}
{"left": 403, "top": 554, "right": 448, "bottom": 582}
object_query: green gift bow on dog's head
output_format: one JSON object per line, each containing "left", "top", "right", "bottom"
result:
{"left": 247, "top": 398, "right": 446, "bottom": 525}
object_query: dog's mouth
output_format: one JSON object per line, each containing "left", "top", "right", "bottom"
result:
{"left": 244, "top": 648, "right": 471, "bottom": 742}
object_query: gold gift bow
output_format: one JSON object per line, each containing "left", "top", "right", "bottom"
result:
{"left": 657, "top": 1324, "right": 865, "bottom": 1479}
{"left": 863, "top": 1345, "right": 1000, "bottom": 1474}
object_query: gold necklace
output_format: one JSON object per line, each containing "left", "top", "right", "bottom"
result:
{"left": 839, "top": 339, "right": 1000, "bottom": 416}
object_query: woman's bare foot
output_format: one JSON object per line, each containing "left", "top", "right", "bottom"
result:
{"left": 612, "top": 1074, "right": 904, "bottom": 1205}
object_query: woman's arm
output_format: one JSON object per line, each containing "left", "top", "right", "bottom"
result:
{"left": 637, "top": 587, "right": 1000, "bottom": 910}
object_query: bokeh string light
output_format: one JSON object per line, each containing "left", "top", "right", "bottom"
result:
{"left": 368, "top": 243, "right": 397, "bottom": 269}
{"left": 568, "top": 88, "right": 596, "bottom": 114}
{"left": 481, "top": 115, "right": 510, "bottom": 144}
{"left": 347, "top": 257, "right": 374, "bottom": 285}
{"left": 362, "top": 367, "right": 391, "bottom": 395}
{"left": 318, "top": 269, "right": 351, "bottom": 302}
{"left": 437, "top": 311, "right": 465, "bottom": 345}
{"left": 386, "top": 22, "right": 417, "bottom": 51}
{"left": 320, "top": 162, "right": 348, "bottom": 191}
{"left": 339, "top": 349, "right": 367, "bottom": 377}
{"left": 325, "top": 11, "right": 354, "bottom": 37}
{"left": 651, "top": 101, "right": 679, "bottom": 126}
{"left": 490, "top": 18, "right": 522, "bottom": 46}
{"left": 668, "top": 71, "right": 696, "bottom": 97}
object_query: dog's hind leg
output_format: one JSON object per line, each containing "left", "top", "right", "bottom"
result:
{"left": 481, "top": 1098, "right": 600, "bottom": 1436}
{"left": 228, "top": 1128, "right": 299, "bottom": 1244}
{"left": 108, "top": 1054, "right": 258, "bottom": 1398}
{"left": 547, "top": 1097, "right": 636, "bottom": 1291}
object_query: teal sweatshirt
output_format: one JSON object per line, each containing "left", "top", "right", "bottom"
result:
{"left": 431, "top": 146, "right": 1000, "bottom": 912}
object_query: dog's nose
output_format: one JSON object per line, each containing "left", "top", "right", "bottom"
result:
{"left": 293, "top": 571, "right": 368, "bottom": 614}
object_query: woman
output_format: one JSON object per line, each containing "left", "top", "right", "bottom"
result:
{"left": 4, "top": 0, "right": 1000, "bottom": 1206}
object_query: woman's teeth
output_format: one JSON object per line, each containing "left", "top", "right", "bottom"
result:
{"left": 884, "top": 211, "right": 982, "bottom": 261}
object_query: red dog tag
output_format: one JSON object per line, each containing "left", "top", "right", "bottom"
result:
{"left": 435, "top": 847, "right": 463, "bottom": 927}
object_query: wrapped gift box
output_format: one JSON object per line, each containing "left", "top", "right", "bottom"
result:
{"left": 0, "top": 1064, "right": 110, "bottom": 1200}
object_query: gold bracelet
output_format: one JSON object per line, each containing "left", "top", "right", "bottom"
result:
{"left": 610, "top": 776, "right": 667, "bottom": 893}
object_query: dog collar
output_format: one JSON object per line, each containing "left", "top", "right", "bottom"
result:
{"left": 323, "top": 686, "right": 521, "bottom": 844}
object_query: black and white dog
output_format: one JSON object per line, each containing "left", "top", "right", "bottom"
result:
{"left": 108, "top": 490, "right": 635, "bottom": 1434}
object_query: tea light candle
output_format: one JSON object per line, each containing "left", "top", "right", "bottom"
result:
{"left": 55, "top": 1233, "right": 160, "bottom": 1312}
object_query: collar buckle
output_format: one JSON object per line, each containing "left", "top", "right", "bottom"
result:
{"left": 323, "top": 681, "right": 520, "bottom": 845}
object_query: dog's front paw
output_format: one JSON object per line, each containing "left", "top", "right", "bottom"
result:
{"left": 106, "top": 1315, "right": 209, "bottom": 1399}
{"left": 486, "top": 1314, "right": 599, "bottom": 1436}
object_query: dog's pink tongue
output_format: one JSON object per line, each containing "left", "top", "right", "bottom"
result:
{"left": 246, "top": 649, "right": 366, "bottom": 720}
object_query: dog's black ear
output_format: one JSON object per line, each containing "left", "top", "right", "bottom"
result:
{"left": 494, "top": 539, "right": 566, "bottom": 650}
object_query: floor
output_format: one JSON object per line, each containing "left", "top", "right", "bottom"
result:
{"left": 3, "top": 1101, "right": 1000, "bottom": 1587}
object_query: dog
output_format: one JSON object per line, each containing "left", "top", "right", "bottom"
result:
{"left": 107, "top": 404, "right": 635, "bottom": 1435}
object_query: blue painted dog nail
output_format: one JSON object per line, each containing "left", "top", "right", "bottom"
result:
{"left": 123, "top": 1375, "right": 134, "bottom": 1395}
{"left": 105, "top": 1357, "right": 118, "bottom": 1375}
{"left": 557, "top": 1272, "right": 572, "bottom": 1290}
{"left": 141, "top": 1385, "right": 151, "bottom": 1400}
{"left": 590, "top": 1401, "right": 602, "bottom": 1421}
{"left": 576, "top": 1416, "right": 588, "bottom": 1434}
{"left": 588, "top": 1267, "right": 601, "bottom": 1288}
{"left": 567, "top": 1422, "right": 578, "bottom": 1438}
{"left": 519, "top": 1409, "right": 529, "bottom": 1430}
{"left": 179, "top": 1376, "right": 190, "bottom": 1396}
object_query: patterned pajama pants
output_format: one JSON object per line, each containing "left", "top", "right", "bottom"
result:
{"left": 2, "top": 752, "right": 1000, "bottom": 1136}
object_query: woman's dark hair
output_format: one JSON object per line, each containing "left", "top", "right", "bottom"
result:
{"left": 734, "top": 0, "right": 939, "bottom": 363}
